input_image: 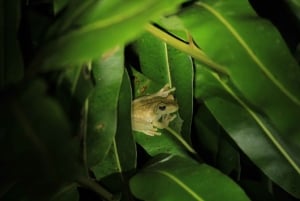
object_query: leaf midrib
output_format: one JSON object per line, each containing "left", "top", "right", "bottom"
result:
{"left": 210, "top": 72, "right": 300, "bottom": 175}
{"left": 154, "top": 170, "right": 204, "bottom": 201}
{"left": 196, "top": 2, "right": 300, "bottom": 106}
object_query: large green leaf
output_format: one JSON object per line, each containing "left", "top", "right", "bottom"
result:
{"left": 195, "top": 64, "right": 300, "bottom": 198}
{"left": 179, "top": 0, "right": 300, "bottom": 153}
{"left": 132, "top": 32, "right": 194, "bottom": 155}
{"left": 31, "top": 0, "right": 184, "bottom": 71}
{"left": 178, "top": 1, "right": 300, "bottom": 198}
{"left": 86, "top": 48, "right": 124, "bottom": 167}
{"left": 0, "top": 0, "right": 23, "bottom": 88}
{"left": 130, "top": 155, "right": 250, "bottom": 201}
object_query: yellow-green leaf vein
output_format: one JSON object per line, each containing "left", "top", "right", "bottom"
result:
{"left": 210, "top": 72, "right": 300, "bottom": 175}
{"left": 155, "top": 170, "right": 204, "bottom": 201}
{"left": 197, "top": 2, "right": 300, "bottom": 106}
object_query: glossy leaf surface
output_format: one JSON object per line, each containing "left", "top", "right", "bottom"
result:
{"left": 179, "top": 0, "right": 300, "bottom": 152}
{"left": 195, "top": 64, "right": 300, "bottom": 198}
{"left": 179, "top": 1, "right": 300, "bottom": 198}
{"left": 130, "top": 155, "right": 250, "bottom": 201}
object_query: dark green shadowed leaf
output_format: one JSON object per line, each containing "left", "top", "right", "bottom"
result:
{"left": 53, "top": 0, "right": 70, "bottom": 14}
{"left": 195, "top": 64, "right": 300, "bottom": 198}
{"left": 130, "top": 155, "right": 250, "bottom": 201}
{"left": 86, "top": 48, "right": 124, "bottom": 167}
{"left": 31, "top": 0, "right": 184, "bottom": 71}
{"left": 50, "top": 184, "right": 79, "bottom": 201}
{"left": 179, "top": 0, "right": 300, "bottom": 154}
{"left": 194, "top": 107, "right": 241, "bottom": 176}
{"left": 0, "top": 0, "right": 23, "bottom": 88}
{"left": 0, "top": 80, "right": 83, "bottom": 200}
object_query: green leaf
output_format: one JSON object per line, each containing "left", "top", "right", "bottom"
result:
{"left": 179, "top": 0, "right": 300, "bottom": 152}
{"left": 31, "top": 0, "right": 184, "bottom": 71}
{"left": 130, "top": 155, "right": 250, "bottom": 201}
{"left": 86, "top": 48, "right": 124, "bottom": 167}
{"left": 179, "top": 1, "right": 300, "bottom": 198}
{"left": 196, "top": 64, "right": 300, "bottom": 198}
{"left": 132, "top": 32, "right": 194, "bottom": 153}
{"left": 0, "top": 0, "right": 23, "bottom": 88}
{"left": 194, "top": 107, "right": 241, "bottom": 176}
{"left": 91, "top": 70, "right": 136, "bottom": 198}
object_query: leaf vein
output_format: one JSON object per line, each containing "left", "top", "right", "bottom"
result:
{"left": 156, "top": 170, "right": 204, "bottom": 201}
{"left": 197, "top": 2, "right": 300, "bottom": 105}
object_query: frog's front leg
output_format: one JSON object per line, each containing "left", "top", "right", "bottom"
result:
{"left": 132, "top": 118, "right": 162, "bottom": 136}
{"left": 153, "top": 114, "right": 177, "bottom": 129}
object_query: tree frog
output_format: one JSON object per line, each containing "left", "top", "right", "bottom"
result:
{"left": 132, "top": 84, "right": 179, "bottom": 136}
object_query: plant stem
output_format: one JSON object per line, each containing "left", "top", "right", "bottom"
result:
{"left": 77, "top": 177, "right": 117, "bottom": 201}
{"left": 166, "top": 127, "right": 196, "bottom": 154}
{"left": 145, "top": 24, "right": 229, "bottom": 76}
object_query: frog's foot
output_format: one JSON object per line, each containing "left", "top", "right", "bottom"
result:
{"left": 143, "top": 129, "right": 162, "bottom": 136}
{"left": 153, "top": 114, "right": 177, "bottom": 129}
{"left": 156, "top": 84, "right": 176, "bottom": 98}
{"left": 132, "top": 120, "right": 162, "bottom": 136}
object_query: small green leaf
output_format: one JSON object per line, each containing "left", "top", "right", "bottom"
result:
{"left": 130, "top": 155, "right": 250, "bottom": 201}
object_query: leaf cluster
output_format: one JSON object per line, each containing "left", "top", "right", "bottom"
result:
{"left": 1, "top": 0, "right": 300, "bottom": 201}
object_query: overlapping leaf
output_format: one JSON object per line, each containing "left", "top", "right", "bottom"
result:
{"left": 31, "top": 0, "right": 184, "bottom": 70}
{"left": 195, "top": 64, "right": 300, "bottom": 197}
{"left": 130, "top": 155, "right": 250, "bottom": 201}
{"left": 179, "top": 0, "right": 300, "bottom": 198}
{"left": 179, "top": 0, "right": 300, "bottom": 151}
{"left": 86, "top": 48, "right": 124, "bottom": 167}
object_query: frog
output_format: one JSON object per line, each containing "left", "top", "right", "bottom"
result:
{"left": 131, "top": 84, "right": 179, "bottom": 136}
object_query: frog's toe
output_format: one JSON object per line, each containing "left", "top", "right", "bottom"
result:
{"left": 144, "top": 130, "right": 161, "bottom": 136}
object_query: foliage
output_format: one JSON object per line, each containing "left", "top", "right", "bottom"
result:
{"left": 1, "top": 0, "right": 300, "bottom": 200}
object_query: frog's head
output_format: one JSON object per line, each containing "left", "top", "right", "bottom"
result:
{"left": 154, "top": 100, "right": 178, "bottom": 116}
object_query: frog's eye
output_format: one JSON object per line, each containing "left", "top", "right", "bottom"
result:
{"left": 158, "top": 104, "right": 166, "bottom": 111}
